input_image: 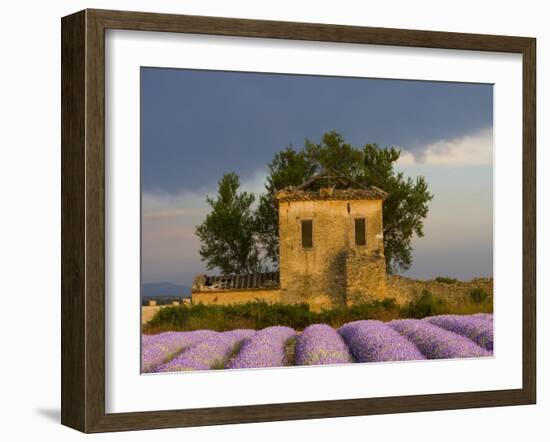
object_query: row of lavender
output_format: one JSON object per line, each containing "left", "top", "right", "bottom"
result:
{"left": 142, "top": 313, "right": 493, "bottom": 373}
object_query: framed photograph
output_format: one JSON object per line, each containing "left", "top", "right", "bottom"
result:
{"left": 61, "top": 9, "right": 536, "bottom": 433}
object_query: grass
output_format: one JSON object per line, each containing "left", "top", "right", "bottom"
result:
{"left": 434, "top": 276, "right": 458, "bottom": 284}
{"left": 143, "top": 293, "right": 492, "bottom": 334}
{"left": 469, "top": 287, "right": 489, "bottom": 303}
{"left": 212, "top": 341, "right": 245, "bottom": 370}
{"left": 402, "top": 288, "right": 493, "bottom": 318}
{"left": 401, "top": 290, "right": 446, "bottom": 318}
{"left": 284, "top": 336, "right": 297, "bottom": 366}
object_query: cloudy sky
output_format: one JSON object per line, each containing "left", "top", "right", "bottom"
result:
{"left": 141, "top": 67, "right": 493, "bottom": 287}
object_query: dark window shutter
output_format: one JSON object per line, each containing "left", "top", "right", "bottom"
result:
{"left": 355, "top": 218, "right": 366, "bottom": 246}
{"left": 301, "top": 220, "right": 313, "bottom": 248}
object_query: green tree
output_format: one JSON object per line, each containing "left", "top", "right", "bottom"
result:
{"left": 255, "top": 146, "right": 316, "bottom": 267}
{"left": 255, "top": 131, "right": 433, "bottom": 273}
{"left": 196, "top": 172, "right": 262, "bottom": 274}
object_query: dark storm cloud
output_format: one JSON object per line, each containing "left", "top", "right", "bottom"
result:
{"left": 140, "top": 68, "right": 493, "bottom": 194}
{"left": 141, "top": 68, "right": 493, "bottom": 284}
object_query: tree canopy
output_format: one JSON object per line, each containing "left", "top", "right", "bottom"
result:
{"left": 195, "top": 172, "right": 262, "bottom": 274}
{"left": 255, "top": 131, "right": 433, "bottom": 273}
{"left": 197, "top": 131, "right": 433, "bottom": 274}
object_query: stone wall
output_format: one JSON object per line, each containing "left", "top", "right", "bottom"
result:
{"left": 192, "top": 289, "right": 281, "bottom": 306}
{"left": 190, "top": 276, "right": 492, "bottom": 310}
{"left": 387, "top": 275, "right": 493, "bottom": 305}
{"left": 345, "top": 250, "right": 388, "bottom": 304}
{"left": 278, "top": 198, "right": 384, "bottom": 308}
{"left": 142, "top": 305, "right": 163, "bottom": 324}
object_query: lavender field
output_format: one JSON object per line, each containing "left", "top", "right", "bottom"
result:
{"left": 142, "top": 314, "right": 493, "bottom": 373}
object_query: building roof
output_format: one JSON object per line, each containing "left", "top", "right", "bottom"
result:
{"left": 192, "top": 271, "right": 280, "bottom": 292}
{"left": 275, "top": 168, "right": 389, "bottom": 203}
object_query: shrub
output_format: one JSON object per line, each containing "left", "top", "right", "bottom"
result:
{"left": 389, "top": 319, "right": 490, "bottom": 359}
{"left": 424, "top": 314, "right": 493, "bottom": 351}
{"left": 144, "top": 301, "right": 316, "bottom": 333}
{"left": 295, "top": 324, "right": 353, "bottom": 365}
{"left": 469, "top": 287, "right": 489, "bottom": 303}
{"left": 435, "top": 276, "right": 458, "bottom": 284}
{"left": 142, "top": 292, "right": 492, "bottom": 333}
{"left": 401, "top": 290, "right": 448, "bottom": 319}
{"left": 339, "top": 320, "right": 425, "bottom": 362}
{"left": 143, "top": 299, "right": 402, "bottom": 333}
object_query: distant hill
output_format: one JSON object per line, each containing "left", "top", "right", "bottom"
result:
{"left": 142, "top": 282, "right": 192, "bottom": 299}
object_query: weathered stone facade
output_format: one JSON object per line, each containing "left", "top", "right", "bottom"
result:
{"left": 387, "top": 276, "right": 493, "bottom": 306}
{"left": 345, "top": 250, "right": 388, "bottom": 304}
{"left": 277, "top": 198, "right": 386, "bottom": 308}
{"left": 191, "top": 289, "right": 282, "bottom": 306}
{"left": 191, "top": 272, "right": 281, "bottom": 305}
{"left": 192, "top": 168, "right": 390, "bottom": 310}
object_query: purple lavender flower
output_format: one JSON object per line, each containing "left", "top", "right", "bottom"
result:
{"left": 472, "top": 313, "right": 494, "bottom": 323}
{"left": 227, "top": 326, "right": 296, "bottom": 369}
{"left": 158, "top": 329, "right": 255, "bottom": 372}
{"left": 141, "top": 334, "right": 157, "bottom": 346}
{"left": 295, "top": 324, "right": 353, "bottom": 365}
{"left": 339, "top": 320, "right": 425, "bottom": 362}
{"left": 424, "top": 314, "right": 494, "bottom": 351}
{"left": 389, "top": 319, "right": 491, "bottom": 359}
{"left": 141, "top": 330, "right": 217, "bottom": 373}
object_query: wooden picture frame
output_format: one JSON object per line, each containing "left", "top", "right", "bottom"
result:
{"left": 61, "top": 8, "right": 536, "bottom": 433}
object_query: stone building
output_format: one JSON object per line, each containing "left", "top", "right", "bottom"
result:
{"left": 192, "top": 168, "right": 389, "bottom": 310}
